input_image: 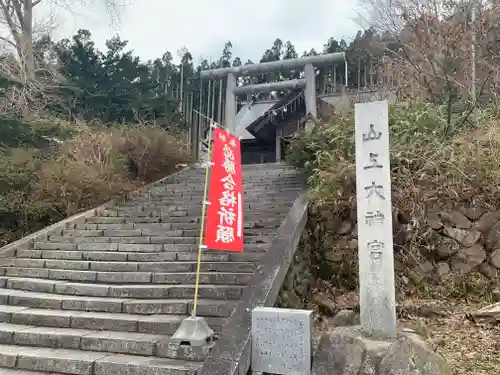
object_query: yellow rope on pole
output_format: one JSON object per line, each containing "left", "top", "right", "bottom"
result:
{"left": 192, "top": 118, "right": 215, "bottom": 317}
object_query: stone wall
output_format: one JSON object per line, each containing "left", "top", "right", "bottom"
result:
{"left": 317, "top": 206, "right": 500, "bottom": 289}
{"left": 277, "top": 234, "right": 314, "bottom": 309}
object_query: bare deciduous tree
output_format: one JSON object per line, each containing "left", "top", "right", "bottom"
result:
{"left": 358, "top": 0, "right": 500, "bottom": 129}
{"left": 0, "top": 0, "right": 128, "bottom": 82}
{"left": 0, "top": 0, "right": 129, "bottom": 114}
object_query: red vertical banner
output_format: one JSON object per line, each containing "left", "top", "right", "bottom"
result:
{"left": 204, "top": 128, "right": 244, "bottom": 252}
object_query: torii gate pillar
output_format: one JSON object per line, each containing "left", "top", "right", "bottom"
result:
{"left": 304, "top": 63, "right": 316, "bottom": 119}
{"left": 225, "top": 73, "right": 237, "bottom": 133}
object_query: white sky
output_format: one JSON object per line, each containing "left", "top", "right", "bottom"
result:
{"left": 39, "top": 0, "right": 360, "bottom": 64}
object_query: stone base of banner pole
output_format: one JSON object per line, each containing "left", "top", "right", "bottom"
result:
{"left": 163, "top": 316, "right": 215, "bottom": 360}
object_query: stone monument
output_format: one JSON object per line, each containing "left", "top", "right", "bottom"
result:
{"left": 251, "top": 307, "right": 313, "bottom": 375}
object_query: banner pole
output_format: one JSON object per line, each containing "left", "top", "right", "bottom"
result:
{"left": 192, "top": 119, "right": 215, "bottom": 317}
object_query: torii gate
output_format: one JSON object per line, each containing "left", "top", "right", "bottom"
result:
{"left": 194, "top": 52, "right": 346, "bottom": 158}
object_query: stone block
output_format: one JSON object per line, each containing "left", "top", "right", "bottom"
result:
{"left": 34, "top": 242, "right": 77, "bottom": 250}
{"left": 16, "top": 249, "right": 42, "bottom": 258}
{"left": 187, "top": 300, "right": 236, "bottom": 317}
{"left": 251, "top": 307, "right": 312, "bottom": 375}
{"left": 137, "top": 315, "right": 184, "bottom": 335}
{"left": 97, "top": 272, "right": 152, "bottom": 283}
{"left": 11, "top": 309, "right": 72, "bottom": 328}
{"left": 0, "top": 306, "right": 29, "bottom": 322}
{"left": 14, "top": 259, "right": 45, "bottom": 268}
{"left": 199, "top": 262, "right": 256, "bottom": 273}
{"left": 138, "top": 262, "right": 192, "bottom": 272}
{"left": 157, "top": 339, "right": 214, "bottom": 361}
{"left": 13, "top": 326, "right": 87, "bottom": 349}
{"left": 63, "top": 230, "right": 104, "bottom": 237}
{"left": 16, "top": 346, "right": 109, "bottom": 375}
{"left": 94, "top": 354, "right": 201, "bottom": 375}
{"left": 176, "top": 253, "right": 229, "bottom": 262}
{"left": 49, "top": 270, "right": 97, "bottom": 282}
{"left": 127, "top": 252, "right": 177, "bottom": 262}
{"left": 90, "top": 261, "right": 138, "bottom": 272}
{"left": 86, "top": 216, "right": 124, "bottom": 223}
{"left": 61, "top": 296, "right": 126, "bottom": 313}
{"left": 123, "top": 300, "right": 188, "bottom": 315}
{"left": 5, "top": 268, "right": 49, "bottom": 279}
{"left": 109, "top": 285, "right": 170, "bottom": 299}
{"left": 8, "top": 291, "right": 63, "bottom": 310}
{"left": 97, "top": 223, "right": 134, "bottom": 229}
{"left": 103, "top": 229, "right": 143, "bottom": 237}
{"left": 113, "top": 236, "right": 152, "bottom": 244}
{"left": 70, "top": 312, "right": 137, "bottom": 332}
{"left": 312, "top": 325, "right": 452, "bottom": 375}
{"left": 82, "top": 252, "right": 127, "bottom": 262}
{"left": 77, "top": 243, "right": 119, "bottom": 251}
{"left": 55, "top": 283, "right": 110, "bottom": 297}
{"left": 0, "top": 322, "right": 29, "bottom": 344}
{"left": 44, "top": 260, "right": 90, "bottom": 270}
{"left": 118, "top": 244, "right": 162, "bottom": 252}
{"left": 80, "top": 331, "right": 162, "bottom": 356}
{"left": 42, "top": 250, "right": 83, "bottom": 260}
{"left": 7, "top": 278, "right": 62, "bottom": 293}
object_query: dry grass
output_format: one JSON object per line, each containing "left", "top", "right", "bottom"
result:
{"left": 287, "top": 102, "right": 500, "bottom": 289}
{"left": 290, "top": 102, "right": 500, "bottom": 373}
{"left": 0, "top": 122, "right": 191, "bottom": 244}
{"left": 400, "top": 299, "right": 500, "bottom": 375}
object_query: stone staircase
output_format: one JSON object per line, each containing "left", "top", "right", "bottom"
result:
{"left": 0, "top": 163, "right": 304, "bottom": 375}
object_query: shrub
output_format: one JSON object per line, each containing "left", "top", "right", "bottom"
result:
{"left": 286, "top": 101, "right": 500, "bottom": 293}
{"left": 0, "top": 121, "right": 190, "bottom": 245}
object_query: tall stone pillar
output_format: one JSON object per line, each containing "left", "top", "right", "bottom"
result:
{"left": 225, "top": 73, "right": 237, "bottom": 133}
{"left": 304, "top": 64, "right": 317, "bottom": 119}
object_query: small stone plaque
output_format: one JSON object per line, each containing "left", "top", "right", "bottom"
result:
{"left": 251, "top": 307, "right": 312, "bottom": 375}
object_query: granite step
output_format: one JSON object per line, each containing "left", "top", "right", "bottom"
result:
{"left": 0, "top": 344, "right": 201, "bottom": 375}
{"left": 2, "top": 267, "right": 253, "bottom": 285}
{"left": 80, "top": 216, "right": 284, "bottom": 225}
{"left": 82, "top": 217, "right": 279, "bottom": 228}
{"left": 0, "top": 305, "right": 226, "bottom": 334}
{"left": 0, "top": 288, "right": 236, "bottom": 316}
{"left": 42, "top": 236, "right": 273, "bottom": 245}
{"left": 0, "top": 163, "right": 303, "bottom": 375}
{"left": 0, "top": 322, "right": 167, "bottom": 356}
{"left": 57, "top": 228, "right": 274, "bottom": 238}
{"left": 0, "top": 369, "right": 66, "bottom": 375}
{"left": 0, "top": 278, "right": 245, "bottom": 299}
{"left": 94, "top": 208, "right": 287, "bottom": 218}
{"left": 5, "top": 259, "right": 258, "bottom": 272}
{"left": 14, "top": 249, "right": 265, "bottom": 262}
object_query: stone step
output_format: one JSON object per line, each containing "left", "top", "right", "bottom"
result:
{"left": 0, "top": 305, "right": 226, "bottom": 334}
{"left": 0, "top": 369, "right": 65, "bottom": 375}
{"left": 0, "top": 322, "right": 166, "bottom": 356}
{"left": 0, "top": 343, "right": 201, "bottom": 375}
{"left": 15, "top": 249, "right": 265, "bottom": 262}
{"left": 43, "top": 236, "right": 273, "bottom": 245}
{"left": 145, "top": 187, "right": 303, "bottom": 195}
{"left": 140, "top": 193, "right": 301, "bottom": 201}
{"left": 113, "top": 202, "right": 295, "bottom": 211}
{"left": 0, "top": 277, "right": 246, "bottom": 299}
{"left": 95, "top": 208, "right": 286, "bottom": 218}
{"left": 0, "top": 288, "right": 236, "bottom": 316}
{"left": 82, "top": 217, "right": 279, "bottom": 228}
{"left": 83, "top": 214, "right": 280, "bottom": 224}
{"left": 58, "top": 228, "right": 273, "bottom": 238}
{"left": 5, "top": 259, "right": 257, "bottom": 272}
{"left": 2, "top": 267, "right": 253, "bottom": 285}
{"left": 68, "top": 222, "right": 280, "bottom": 233}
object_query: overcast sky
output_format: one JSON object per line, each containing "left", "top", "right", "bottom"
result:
{"left": 44, "top": 0, "right": 360, "bottom": 64}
